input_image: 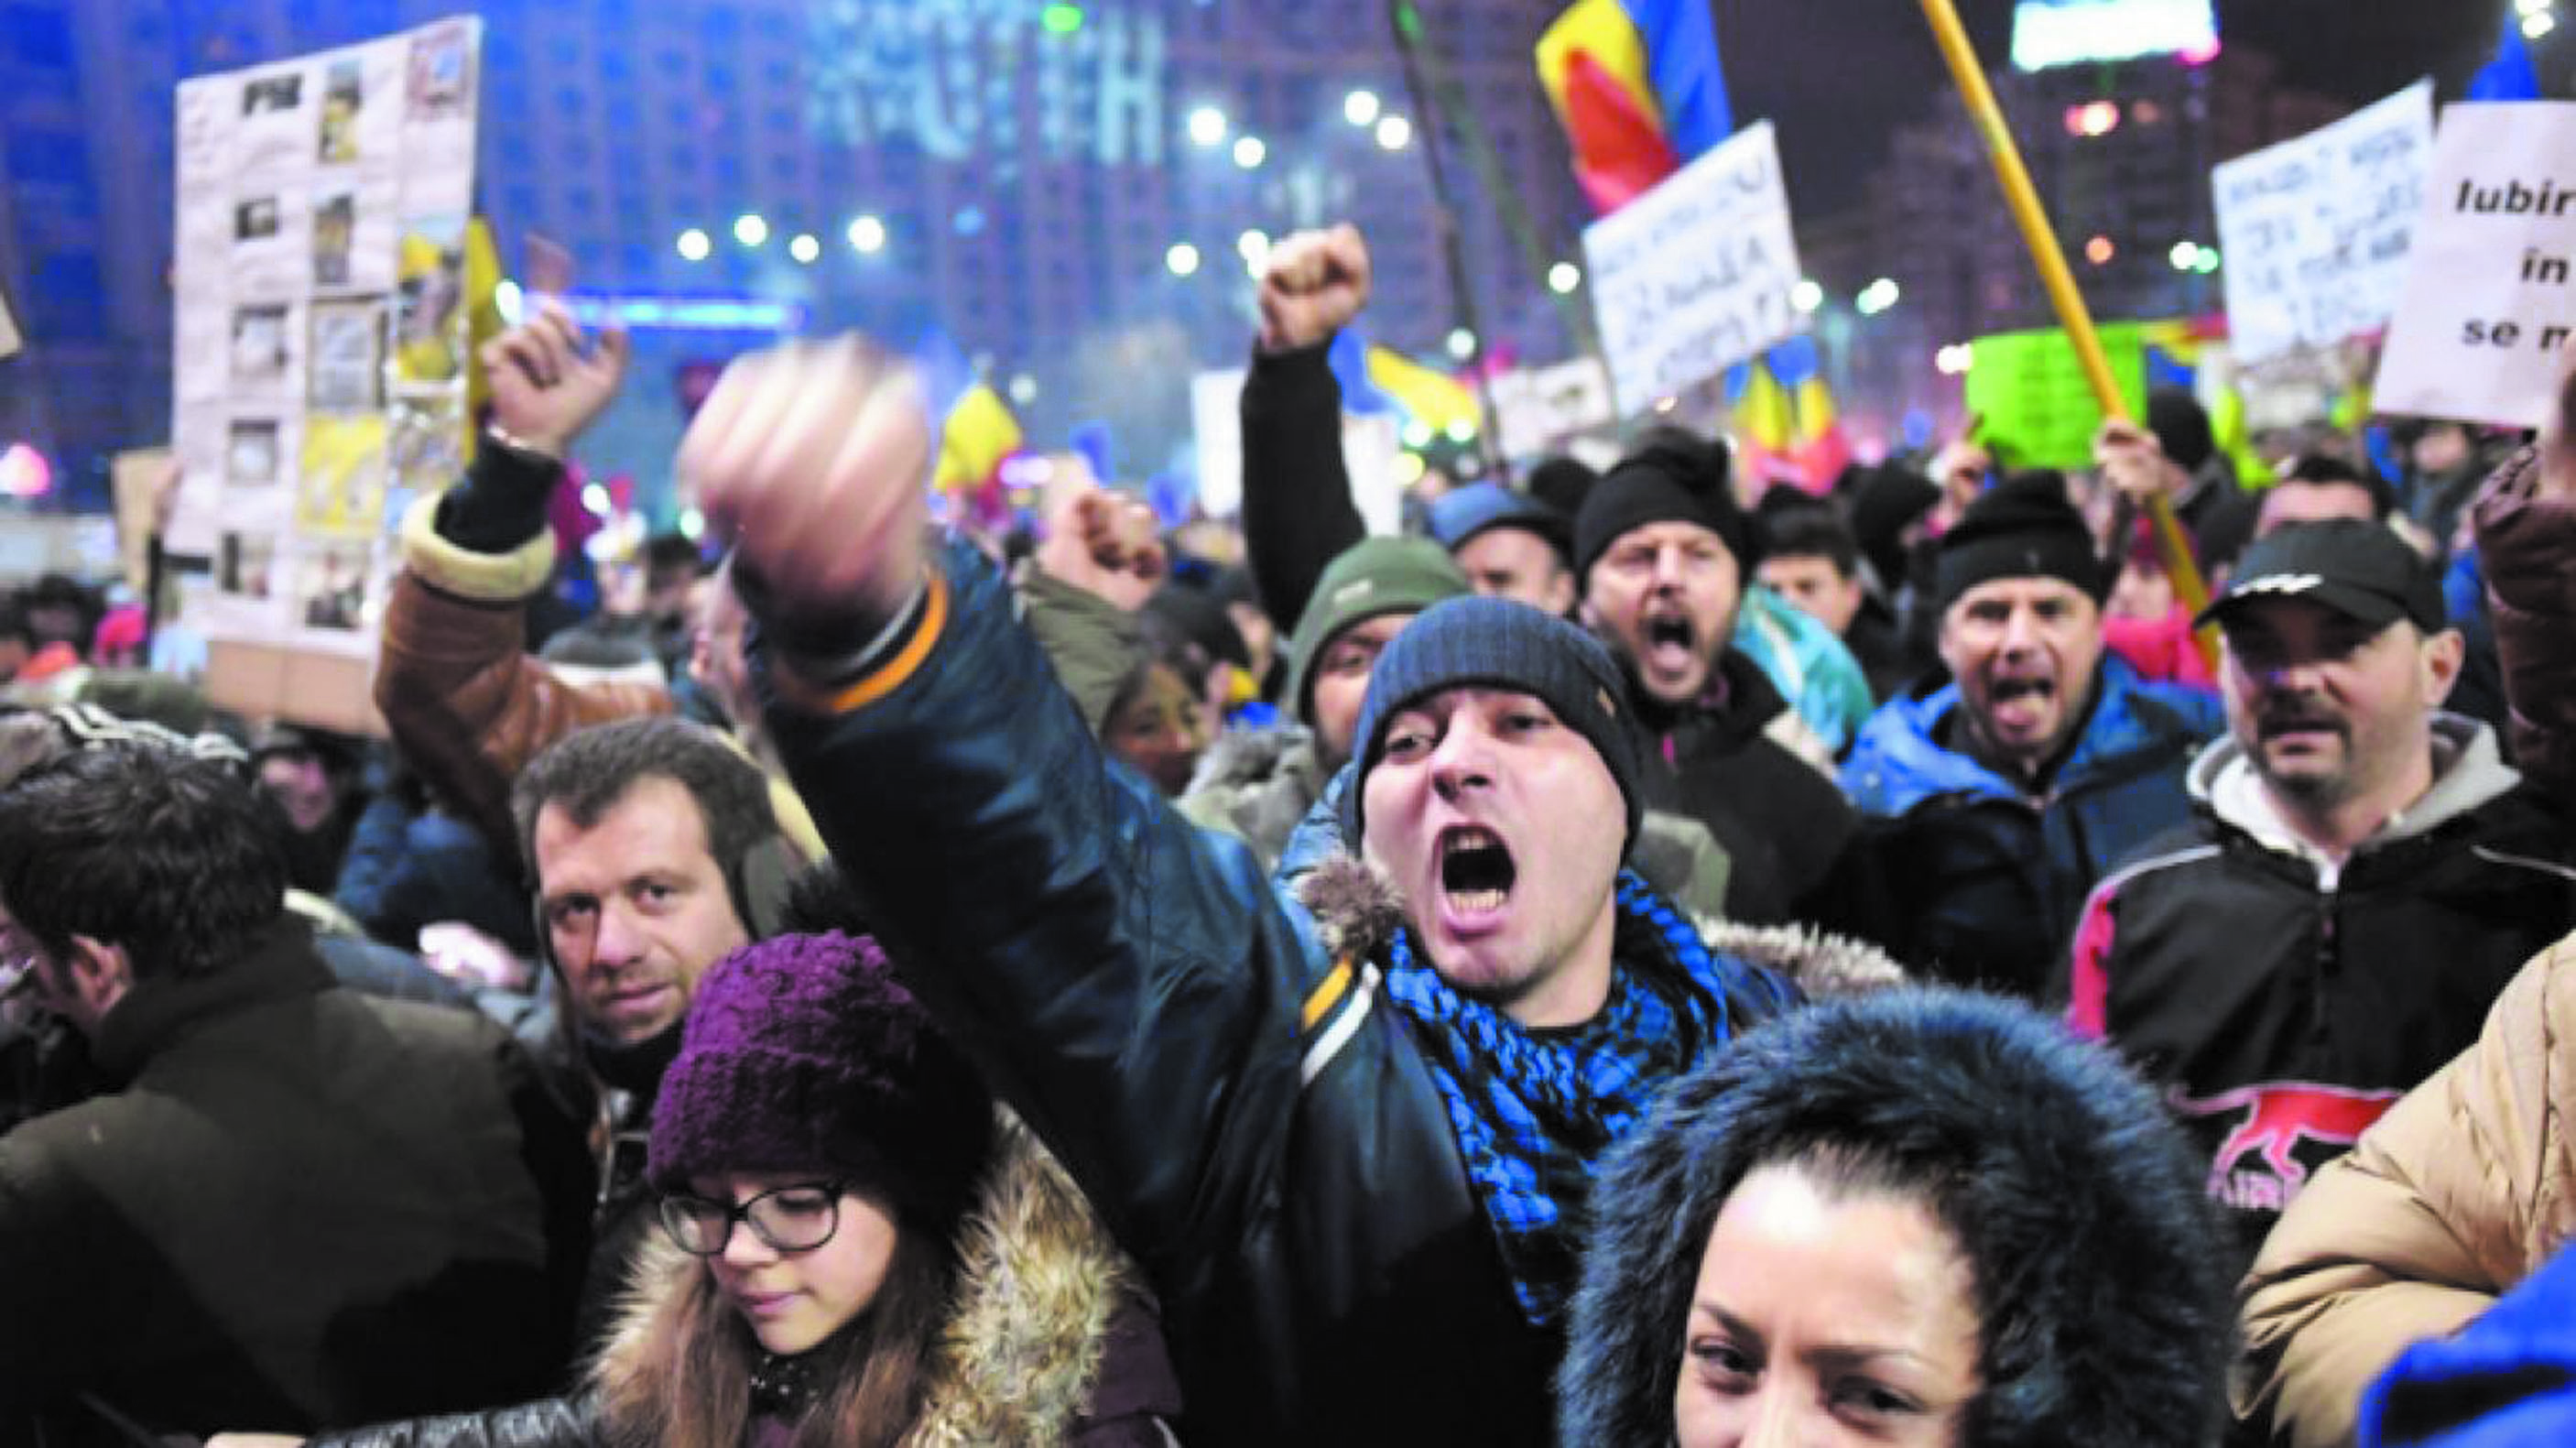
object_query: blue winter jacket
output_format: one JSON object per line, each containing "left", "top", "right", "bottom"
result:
{"left": 1840, "top": 655, "right": 2222, "bottom": 996}
{"left": 2363, "top": 1243, "right": 2576, "bottom": 1447}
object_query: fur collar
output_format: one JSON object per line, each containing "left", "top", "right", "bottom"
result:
{"left": 1294, "top": 854, "right": 1904, "bottom": 999}
{"left": 1188, "top": 723, "right": 1323, "bottom": 794}
{"left": 594, "top": 1112, "right": 1142, "bottom": 1444}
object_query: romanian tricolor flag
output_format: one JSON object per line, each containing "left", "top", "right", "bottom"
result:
{"left": 1366, "top": 345, "right": 1483, "bottom": 438}
{"left": 934, "top": 382, "right": 1025, "bottom": 493}
{"left": 1535, "top": 0, "right": 1732, "bottom": 212}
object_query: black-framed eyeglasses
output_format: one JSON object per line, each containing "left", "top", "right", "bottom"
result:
{"left": 658, "top": 1180, "right": 847, "bottom": 1257}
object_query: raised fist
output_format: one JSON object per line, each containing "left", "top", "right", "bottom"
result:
{"left": 679, "top": 337, "right": 932, "bottom": 626}
{"left": 1036, "top": 475, "right": 1167, "bottom": 613}
{"left": 2091, "top": 419, "right": 2182, "bottom": 506}
{"left": 481, "top": 299, "right": 629, "bottom": 457}
{"left": 1257, "top": 223, "right": 1372, "bottom": 354}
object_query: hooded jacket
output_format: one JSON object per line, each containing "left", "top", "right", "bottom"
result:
{"left": 1841, "top": 654, "right": 2223, "bottom": 997}
{"left": 1558, "top": 987, "right": 2234, "bottom": 1447}
{"left": 754, "top": 539, "right": 1900, "bottom": 1447}
{"left": 2066, "top": 716, "right": 2576, "bottom": 1274}
{"left": 300, "top": 1116, "right": 1179, "bottom": 1448}
{"left": 2240, "top": 932, "right": 2576, "bottom": 1448}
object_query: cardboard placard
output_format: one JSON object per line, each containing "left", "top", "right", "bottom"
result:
{"left": 2375, "top": 100, "right": 2576, "bottom": 427}
{"left": 1581, "top": 121, "right": 1806, "bottom": 415}
{"left": 1190, "top": 369, "right": 1403, "bottom": 536}
{"left": 1487, "top": 357, "right": 1617, "bottom": 459}
{"left": 2213, "top": 80, "right": 2433, "bottom": 365}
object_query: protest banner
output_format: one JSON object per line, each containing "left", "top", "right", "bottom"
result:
{"left": 1963, "top": 322, "right": 2148, "bottom": 471}
{"left": 2213, "top": 80, "right": 2433, "bottom": 365}
{"left": 1190, "top": 369, "right": 1403, "bottom": 536}
{"left": 1581, "top": 120, "right": 1805, "bottom": 416}
{"left": 169, "top": 16, "right": 479, "bottom": 727}
{"left": 2375, "top": 101, "right": 2576, "bottom": 428}
{"left": 1486, "top": 357, "right": 1617, "bottom": 460}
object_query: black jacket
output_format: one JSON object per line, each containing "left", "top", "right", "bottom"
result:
{"left": 2068, "top": 719, "right": 2576, "bottom": 1273}
{"left": 0, "top": 922, "right": 592, "bottom": 1441}
{"left": 756, "top": 542, "right": 1799, "bottom": 1447}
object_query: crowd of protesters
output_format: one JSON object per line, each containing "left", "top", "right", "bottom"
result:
{"left": 5, "top": 212, "right": 2576, "bottom": 1448}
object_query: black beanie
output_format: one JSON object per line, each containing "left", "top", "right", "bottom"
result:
{"left": 2146, "top": 387, "right": 2215, "bottom": 475}
{"left": 1342, "top": 594, "right": 1642, "bottom": 852}
{"left": 1935, "top": 474, "right": 2107, "bottom": 614}
{"left": 1574, "top": 433, "right": 1753, "bottom": 580}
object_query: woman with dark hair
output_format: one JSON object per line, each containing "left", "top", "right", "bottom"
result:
{"left": 1558, "top": 988, "right": 2232, "bottom": 1448}
{"left": 255, "top": 929, "right": 1178, "bottom": 1448}
{"left": 1098, "top": 607, "right": 1216, "bottom": 798}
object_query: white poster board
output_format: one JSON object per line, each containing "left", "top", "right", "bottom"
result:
{"left": 1190, "top": 369, "right": 1402, "bottom": 537}
{"left": 2376, "top": 101, "right": 2576, "bottom": 428}
{"left": 1487, "top": 357, "right": 1617, "bottom": 459}
{"left": 2213, "top": 80, "right": 2433, "bottom": 365}
{"left": 0, "top": 289, "right": 18, "bottom": 359}
{"left": 1581, "top": 120, "right": 1805, "bottom": 416}
{"left": 169, "top": 16, "right": 481, "bottom": 653}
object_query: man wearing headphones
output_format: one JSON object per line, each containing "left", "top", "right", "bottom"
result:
{"left": 506, "top": 714, "right": 796, "bottom": 1349}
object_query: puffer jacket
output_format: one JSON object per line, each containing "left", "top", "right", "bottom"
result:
{"left": 2239, "top": 931, "right": 2576, "bottom": 1447}
{"left": 2474, "top": 446, "right": 2576, "bottom": 805}
{"left": 301, "top": 1115, "right": 1180, "bottom": 1447}
{"left": 1841, "top": 654, "right": 2223, "bottom": 996}
{"left": 2068, "top": 717, "right": 2576, "bottom": 1276}
{"left": 375, "top": 450, "right": 823, "bottom": 864}
{"left": 751, "top": 540, "right": 1900, "bottom": 1447}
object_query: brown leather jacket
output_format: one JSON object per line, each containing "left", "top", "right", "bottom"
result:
{"left": 374, "top": 494, "right": 821, "bottom": 865}
{"left": 2477, "top": 447, "right": 2576, "bottom": 808}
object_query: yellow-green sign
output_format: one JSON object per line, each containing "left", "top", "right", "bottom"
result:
{"left": 1963, "top": 322, "right": 2148, "bottom": 471}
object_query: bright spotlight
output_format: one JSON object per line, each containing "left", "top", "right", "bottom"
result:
{"left": 677, "top": 228, "right": 712, "bottom": 261}
{"left": 847, "top": 214, "right": 887, "bottom": 254}
{"left": 1188, "top": 105, "right": 1228, "bottom": 147}
{"left": 1166, "top": 242, "right": 1202, "bottom": 277}
{"left": 788, "top": 234, "right": 821, "bottom": 264}
{"left": 1375, "top": 114, "right": 1412, "bottom": 151}
{"left": 733, "top": 213, "right": 769, "bottom": 247}
{"left": 1344, "top": 90, "right": 1381, "bottom": 126}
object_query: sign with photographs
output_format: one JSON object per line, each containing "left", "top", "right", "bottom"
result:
{"left": 169, "top": 16, "right": 480, "bottom": 654}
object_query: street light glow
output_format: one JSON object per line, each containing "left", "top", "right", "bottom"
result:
{"left": 1855, "top": 278, "right": 1901, "bottom": 316}
{"left": 847, "top": 214, "right": 887, "bottom": 254}
{"left": 1233, "top": 135, "right": 1266, "bottom": 169}
{"left": 1344, "top": 90, "right": 1382, "bottom": 126}
{"left": 788, "top": 233, "right": 821, "bottom": 264}
{"left": 1375, "top": 114, "right": 1412, "bottom": 151}
{"left": 678, "top": 228, "right": 712, "bottom": 261}
{"left": 1547, "top": 261, "right": 1581, "bottom": 295}
{"left": 1166, "top": 242, "right": 1201, "bottom": 277}
{"left": 1446, "top": 327, "right": 1477, "bottom": 360}
{"left": 1792, "top": 278, "right": 1823, "bottom": 313}
{"left": 733, "top": 213, "right": 769, "bottom": 247}
{"left": 1188, "top": 104, "right": 1228, "bottom": 147}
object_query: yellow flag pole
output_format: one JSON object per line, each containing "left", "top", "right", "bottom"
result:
{"left": 1917, "top": 0, "right": 2216, "bottom": 668}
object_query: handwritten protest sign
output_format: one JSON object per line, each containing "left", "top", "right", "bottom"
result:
{"left": 1963, "top": 322, "right": 2147, "bottom": 471}
{"left": 1487, "top": 357, "right": 1616, "bottom": 459}
{"left": 2213, "top": 81, "right": 2432, "bottom": 365}
{"left": 1582, "top": 121, "right": 1804, "bottom": 415}
{"left": 2375, "top": 102, "right": 2576, "bottom": 427}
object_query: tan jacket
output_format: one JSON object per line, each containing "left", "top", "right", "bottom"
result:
{"left": 2237, "top": 931, "right": 2576, "bottom": 1446}
{"left": 375, "top": 495, "right": 823, "bottom": 864}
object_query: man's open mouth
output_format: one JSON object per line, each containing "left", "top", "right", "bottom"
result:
{"left": 1643, "top": 613, "right": 1698, "bottom": 670}
{"left": 1986, "top": 675, "right": 2057, "bottom": 733}
{"left": 1439, "top": 824, "right": 1516, "bottom": 915}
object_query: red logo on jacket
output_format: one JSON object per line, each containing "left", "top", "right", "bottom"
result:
{"left": 2168, "top": 1082, "right": 2401, "bottom": 1213}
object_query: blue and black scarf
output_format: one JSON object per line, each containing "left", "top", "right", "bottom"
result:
{"left": 1381, "top": 870, "right": 1797, "bottom": 1330}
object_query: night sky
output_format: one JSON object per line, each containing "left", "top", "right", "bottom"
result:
{"left": 1723, "top": 0, "right": 2511, "bottom": 214}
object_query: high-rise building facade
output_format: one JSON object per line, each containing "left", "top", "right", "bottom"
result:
{"left": 0, "top": 0, "right": 1590, "bottom": 512}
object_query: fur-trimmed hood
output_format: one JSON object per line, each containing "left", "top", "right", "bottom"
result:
{"left": 1293, "top": 852, "right": 1907, "bottom": 1001}
{"left": 1557, "top": 988, "right": 2234, "bottom": 1447}
{"left": 593, "top": 1112, "right": 1162, "bottom": 1445}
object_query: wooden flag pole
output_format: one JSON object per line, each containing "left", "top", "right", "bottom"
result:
{"left": 1917, "top": 0, "right": 2217, "bottom": 666}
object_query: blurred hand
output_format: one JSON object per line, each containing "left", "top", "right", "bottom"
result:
{"left": 679, "top": 338, "right": 932, "bottom": 626}
{"left": 2543, "top": 332, "right": 2576, "bottom": 502}
{"left": 1257, "top": 223, "right": 1371, "bottom": 354}
{"left": 482, "top": 299, "right": 630, "bottom": 457}
{"left": 1036, "top": 477, "right": 1167, "bottom": 613}
{"left": 1928, "top": 438, "right": 1993, "bottom": 528}
{"left": 418, "top": 921, "right": 531, "bottom": 993}
{"left": 2092, "top": 419, "right": 2184, "bottom": 506}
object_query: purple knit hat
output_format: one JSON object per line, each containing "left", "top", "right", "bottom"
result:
{"left": 647, "top": 931, "right": 995, "bottom": 1231}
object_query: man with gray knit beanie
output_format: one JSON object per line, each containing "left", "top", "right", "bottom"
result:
{"left": 676, "top": 343, "right": 1872, "bottom": 1448}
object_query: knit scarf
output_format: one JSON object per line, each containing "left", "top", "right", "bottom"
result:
{"left": 1381, "top": 870, "right": 1793, "bottom": 1330}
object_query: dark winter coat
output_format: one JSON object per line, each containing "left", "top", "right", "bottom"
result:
{"left": 2067, "top": 718, "right": 2576, "bottom": 1274}
{"left": 1841, "top": 654, "right": 2223, "bottom": 996}
{"left": 755, "top": 541, "right": 1899, "bottom": 1448}
{"left": 0, "top": 921, "right": 593, "bottom": 1441}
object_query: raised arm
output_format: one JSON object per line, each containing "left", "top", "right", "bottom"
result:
{"left": 1243, "top": 224, "right": 1372, "bottom": 635}
{"left": 685, "top": 342, "right": 1321, "bottom": 1275}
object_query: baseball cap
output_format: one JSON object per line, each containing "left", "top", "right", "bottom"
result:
{"left": 2195, "top": 518, "right": 2441, "bottom": 634}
